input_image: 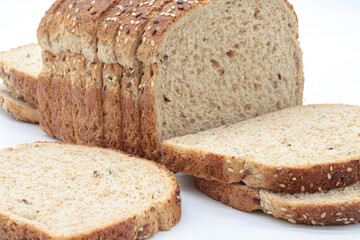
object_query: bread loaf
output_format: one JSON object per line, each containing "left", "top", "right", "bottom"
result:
{"left": 36, "top": 0, "right": 304, "bottom": 161}
{"left": 0, "top": 142, "right": 180, "bottom": 239}
{"left": 163, "top": 104, "right": 360, "bottom": 192}
{"left": 194, "top": 177, "right": 360, "bottom": 226}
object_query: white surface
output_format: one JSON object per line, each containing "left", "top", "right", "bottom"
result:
{"left": 0, "top": 1, "right": 360, "bottom": 239}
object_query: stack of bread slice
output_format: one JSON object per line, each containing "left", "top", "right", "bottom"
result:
{"left": 162, "top": 104, "right": 360, "bottom": 225}
{"left": 0, "top": 44, "right": 41, "bottom": 123}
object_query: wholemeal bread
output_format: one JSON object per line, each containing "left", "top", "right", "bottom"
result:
{"left": 194, "top": 177, "right": 360, "bottom": 226}
{"left": 163, "top": 104, "right": 360, "bottom": 193}
{"left": 0, "top": 142, "right": 180, "bottom": 239}
{"left": 36, "top": 0, "right": 304, "bottom": 161}
{"left": 0, "top": 83, "right": 39, "bottom": 123}
{"left": 0, "top": 44, "right": 41, "bottom": 108}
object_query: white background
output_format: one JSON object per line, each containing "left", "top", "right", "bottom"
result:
{"left": 0, "top": 1, "right": 359, "bottom": 239}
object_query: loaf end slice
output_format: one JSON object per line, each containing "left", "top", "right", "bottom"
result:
{"left": 164, "top": 104, "right": 360, "bottom": 193}
{"left": 0, "top": 44, "right": 41, "bottom": 108}
{"left": 0, "top": 83, "right": 39, "bottom": 123}
{"left": 0, "top": 142, "right": 181, "bottom": 239}
{"left": 194, "top": 177, "right": 360, "bottom": 226}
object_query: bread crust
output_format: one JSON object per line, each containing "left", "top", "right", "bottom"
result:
{"left": 163, "top": 140, "right": 360, "bottom": 193}
{"left": 195, "top": 177, "right": 360, "bottom": 226}
{"left": 0, "top": 84, "right": 39, "bottom": 124}
{"left": 0, "top": 142, "right": 181, "bottom": 239}
{"left": 194, "top": 178, "right": 261, "bottom": 212}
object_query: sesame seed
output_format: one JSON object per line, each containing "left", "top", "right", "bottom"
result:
{"left": 288, "top": 219, "right": 296, "bottom": 224}
{"left": 138, "top": 227, "right": 144, "bottom": 232}
{"left": 226, "top": 160, "right": 231, "bottom": 164}
{"left": 239, "top": 170, "right": 244, "bottom": 174}
{"left": 301, "top": 185, "right": 305, "bottom": 192}
{"left": 151, "top": 40, "right": 155, "bottom": 46}
{"left": 311, "top": 220, "right": 316, "bottom": 225}
{"left": 321, "top": 212, "right": 326, "bottom": 218}
{"left": 350, "top": 218, "right": 355, "bottom": 221}
{"left": 330, "top": 166, "right": 333, "bottom": 171}
{"left": 347, "top": 168, "right": 353, "bottom": 172}
{"left": 292, "top": 177, "right": 297, "bottom": 181}
{"left": 280, "top": 208, "right": 287, "bottom": 212}
{"left": 273, "top": 174, "right": 278, "bottom": 178}
{"left": 227, "top": 168, "right": 234, "bottom": 173}
{"left": 336, "top": 212, "right": 342, "bottom": 216}
{"left": 279, "top": 184, "right": 286, "bottom": 188}
{"left": 336, "top": 219, "right": 343, "bottom": 222}
{"left": 343, "top": 218, "right": 348, "bottom": 221}
{"left": 344, "top": 221, "right": 351, "bottom": 224}
{"left": 327, "top": 173, "right": 332, "bottom": 180}
{"left": 318, "top": 187, "right": 322, "bottom": 191}
{"left": 303, "top": 214, "right": 307, "bottom": 220}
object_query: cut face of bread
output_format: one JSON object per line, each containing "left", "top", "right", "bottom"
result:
{"left": 147, "top": 0, "right": 302, "bottom": 157}
{"left": 0, "top": 83, "right": 39, "bottom": 123}
{"left": 194, "top": 177, "right": 360, "bottom": 226}
{"left": 0, "top": 142, "right": 180, "bottom": 239}
{"left": 0, "top": 44, "right": 41, "bottom": 108}
{"left": 163, "top": 104, "right": 360, "bottom": 193}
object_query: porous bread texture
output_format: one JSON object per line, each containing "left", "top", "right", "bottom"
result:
{"left": 37, "top": 0, "right": 304, "bottom": 162}
{"left": 0, "top": 142, "right": 180, "bottom": 239}
{"left": 163, "top": 104, "right": 360, "bottom": 193}
{"left": 194, "top": 177, "right": 360, "bottom": 226}
{"left": 0, "top": 44, "right": 41, "bottom": 108}
{"left": 139, "top": 0, "right": 303, "bottom": 161}
{"left": 0, "top": 83, "right": 39, "bottom": 123}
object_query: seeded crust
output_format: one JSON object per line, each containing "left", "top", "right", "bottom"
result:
{"left": 102, "top": 63, "right": 123, "bottom": 150}
{"left": 163, "top": 104, "right": 360, "bottom": 193}
{"left": 0, "top": 142, "right": 181, "bottom": 239}
{"left": 0, "top": 44, "right": 41, "bottom": 109}
{"left": 194, "top": 177, "right": 360, "bottom": 226}
{"left": 0, "top": 83, "right": 39, "bottom": 123}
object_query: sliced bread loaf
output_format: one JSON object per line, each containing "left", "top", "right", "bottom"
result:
{"left": 163, "top": 104, "right": 360, "bottom": 193}
{"left": 194, "top": 177, "right": 360, "bottom": 226}
{"left": 37, "top": 0, "right": 304, "bottom": 162}
{"left": 0, "top": 83, "right": 39, "bottom": 123}
{"left": 0, "top": 142, "right": 180, "bottom": 239}
{"left": 0, "top": 44, "right": 41, "bottom": 108}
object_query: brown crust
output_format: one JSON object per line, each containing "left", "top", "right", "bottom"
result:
{"left": 0, "top": 87, "right": 39, "bottom": 124}
{"left": 163, "top": 141, "right": 360, "bottom": 193}
{"left": 121, "top": 67, "right": 142, "bottom": 156}
{"left": 262, "top": 192, "right": 360, "bottom": 226}
{"left": 0, "top": 142, "right": 181, "bottom": 239}
{"left": 139, "top": 64, "right": 161, "bottom": 162}
{"left": 102, "top": 63, "right": 123, "bottom": 149}
{"left": 194, "top": 178, "right": 261, "bottom": 212}
{"left": 195, "top": 177, "right": 360, "bottom": 226}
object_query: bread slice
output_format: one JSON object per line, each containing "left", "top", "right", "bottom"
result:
{"left": 0, "top": 142, "right": 180, "bottom": 239}
{"left": 194, "top": 177, "right": 360, "bottom": 226}
{"left": 0, "top": 44, "right": 41, "bottom": 108}
{"left": 0, "top": 83, "right": 39, "bottom": 123}
{"left": 163, "top": 104, "right": 360, "bottom": 193}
